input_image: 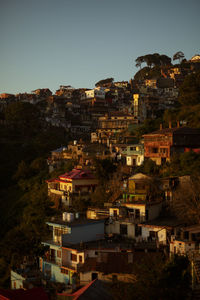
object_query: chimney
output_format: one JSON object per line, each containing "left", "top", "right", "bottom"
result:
{"left": 160, "top": 124, "right": 163, "bottom": 130}
{"left": 169, "top": 121, "right": 172, "bottom": 129}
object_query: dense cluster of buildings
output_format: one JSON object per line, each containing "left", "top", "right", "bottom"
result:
{"left": 5, "top": 54, "right": 200, "bottom": 298}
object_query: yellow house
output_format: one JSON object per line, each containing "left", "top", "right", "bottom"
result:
{"left": 47, "top": 168, "right": 98, "bottom": 207}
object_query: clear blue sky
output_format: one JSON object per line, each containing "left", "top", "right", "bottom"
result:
{"left": 1, "top": 0, "right": 200, "bottom": 94}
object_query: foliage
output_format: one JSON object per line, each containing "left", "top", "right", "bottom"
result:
{"left": 93, "top": 158, "right": 117, "bottom": 185}
{"left": 178, "top": 71, "right": 200, "bottom": 106}
{"left": 135, "top": 53, "right": 171, "bottom": 69}
{"left": 132, "top": 119, "right": 161, "bottom": 140}
{"left": 95, "top": 77, "right": 114, "bottom": 87}
{"left": 157, "top": 255, "right": 191, "bottom": 300}
{"left": 134, "top": 66, "right": 161, "bottom": 81}
{"left": 90, "top": 185, "right": 110, "bottom": 208}
{"left": 164, "top": 152, "right": 200, "bottom": 177}
{"left": 109, "top": 254, "right": 191, "bottom": 300}
{"left": 135, "top": 159, "right": 161, "bottom": 176}
{"left": 172, "top": 176, "right": 200, "bottom": 224}
{"left": 5, "top": 102, "right": 40, "bottom": 136}
{"left": 173, "top": 51, "right": 185, "bottom": 63}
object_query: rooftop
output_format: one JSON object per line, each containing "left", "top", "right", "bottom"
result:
{"left": 140, "top": 217, "right": 184, "bottom": 229}
{"left": 59, "top": 168, "right": 96, "bottom": 181}
{"left": 143, "top": 127, "right": 200, "bottom": 136}
{"left": 46, "top": 216, "right": 106, "bottom": 228}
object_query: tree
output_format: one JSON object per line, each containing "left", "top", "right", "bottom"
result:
{"left": 173, "top": 51, "right": 185, "bottom": 63}
{"left": 93, "top": 158, "right": 117, "bottom": 185}
{"left": 135, "top": 53, "right": 171, "bottom": 70}
{"left": 95, "top": 78, "right": 114, "bottom": 87}
{"left": 135, "top": 56, "right": 145, "bottom": 69}
{"left": 5, "top": 102, "right": 40, "bottom": 136}
{"left": 172, "top": 176, "right": 200, "bottom": 225}
{"left": 178, "top": 71, "right": 200, "bottom": 106}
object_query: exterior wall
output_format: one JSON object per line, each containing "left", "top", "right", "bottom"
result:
{"left": 141, "top": 227, "right": 167, "bottom": 244}
{"left": 143, "top": 134, "right": 172, "bottom": 165}
{"left": 148, "top": 203, "right": 162, "bottom": 220}
{"left": 41, "top": 261, "right": 69, "bottom": 284}
{"left": 80, "top": 271, "right": 135, "bottom": 284}
{"left": 72, "top": 178, "right": 98, "bottom": 191}
{"left": 170, "top": 239, "right": 195, "bottom": 255}
{"left": 106, "top": 221, "right": 120, "bottom": 235}
{"left": 85, "top": 88, "right": 105, "bottom": 99}
{"left": 123, "top": 202, "right": 162, "bottom": 222}
{"left": 60, "top": 182, "right": 73, "bottom": 192}
{"left": 105, "top": 221, "right": 135, "bottom": 239}
{"left": 62, "top": 248, "right": 84, "bottom": 270}
{"left": 11, "top": 270, "right": 25, "bottom": 289}
{"left": 62, "top": 221, "right": 105, "bottom": 245}
{"left": 43, "top": 243, "right": 63, "bottom": 265}
{"left": 51, "top": 225, "right": 71, "bottom": 244}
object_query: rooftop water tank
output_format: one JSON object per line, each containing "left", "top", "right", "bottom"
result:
{"left": 67, "top": 212, "right": 74, "bottom": 222}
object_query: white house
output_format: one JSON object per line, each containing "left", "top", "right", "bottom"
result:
{"left": 85, "top": 87, "right": 105, "bottom": 99}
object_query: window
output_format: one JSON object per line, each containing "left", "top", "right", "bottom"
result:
{"left": 135, "top": 183, "right": 145, "bottom": 190}
{"left": 57, "top": 250, "right": 61, "bottom": 258}
{"left": 135, "top": 224, "right": 141, "bottom": 237}
{"left": 160, "top": 148, "right": 167, "bottom": 154}
{"left": 71, "top": 253, "right": 77, "bottom": 262}
{"left": 61, "top": 268, "right": 68, "bottom": 274}
{"left": 135, "top": 209, "right": 140, "bottom": 219}
{"left": 130, "top": 147, "right": 136, "bottom": 151}
{"left": 152, "top": 148, "right": 158, "bottom": 153}
{"left": 79, "top": 255, "right": 83, "bottom": 263}
{"left": 120, "top": 224, "right": 127, "bottom": 235}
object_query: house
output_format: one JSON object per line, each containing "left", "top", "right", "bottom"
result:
{"left": 57, "top": 279, "right": 112, "bottom": 300}
{"left": 79, "top": 252, "right": 136, "bottom": 285}
{"left": 139, "top": 217, "right": 183, "bottom": 245}
{"left": 11, "top": 256, "right": 42, "bottom": 290}
{"left": 121, "top": 173, "right": 163, "bottom": 223}
{"left": 98, "top": 112, "right": 137, "bottom": 131}
{"left": 40, "top": 215, "right": 105, "bottom": 286}
{"left": 86, "top": 207, "right": 110, "bottom": 220}
{"left": 143, "top": 126, "right": 200, "bottom": 165}
{"left": 132, "top": 93, "right": 147, "bottom": 122}
{"left": 170, "top": 225, "right": 200, "bottom": 256}
{"left": 46, "top": 168, "right": 98, "bottom": 208}
{"left": 85, "top": 87, "right": 105, "bottom": 100}
{"left": 121, "top": 144, "right": 144, "bottom": 167}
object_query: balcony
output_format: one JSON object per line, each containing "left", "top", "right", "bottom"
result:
{"left": 109, "top": 215, "right": 146, "bottom": 224}
{"left": 62, "top": 262, "right": 83, "bottom": 272}
{"left": 43, "top": 255, "right": 61, "bottom": 266}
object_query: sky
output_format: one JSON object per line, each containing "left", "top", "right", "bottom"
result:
{"left": 0, "top": 0, "right": 200, "bottom": 94}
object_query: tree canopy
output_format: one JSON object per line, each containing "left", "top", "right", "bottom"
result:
{"left": 178, "top": 71, "right": 200, "bottom": 106}
{"left": 173, "top": 51, "right": 185, "bottom": 63}
{"left": 135, "top": 53, "right": 171, "bottom": 69}
{"left": 95, "top": 77, "right": 114, "bottom": 87}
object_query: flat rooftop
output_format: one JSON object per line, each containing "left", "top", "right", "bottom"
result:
{"left": 46, "top": 216, "right": 106, "bottom": 228}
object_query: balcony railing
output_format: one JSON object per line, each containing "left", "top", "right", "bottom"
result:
{"left": 43, "top": 255, "right": 61, "bottom": 266}
{"left": 62, "top": 262, "right": 83, "bottom": 271}
{"left": 109, "top": 215, "right": 146, "bottom": 223}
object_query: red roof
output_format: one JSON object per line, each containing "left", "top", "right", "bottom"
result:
{"left": 59, "top": 168, "right": 96, "bottom": 181}
{"left": 0, "top": 288, "right": 49, "bottom": 300}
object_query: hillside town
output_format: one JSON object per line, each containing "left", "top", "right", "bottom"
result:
{"left": 1, "top": 53, "right": 200, "bottom": 299}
